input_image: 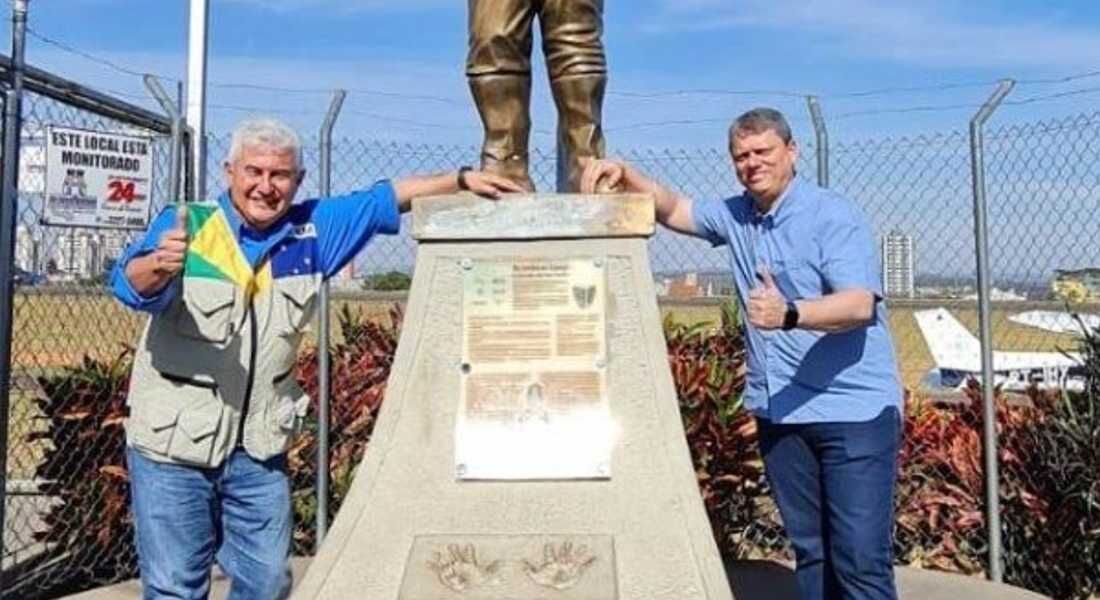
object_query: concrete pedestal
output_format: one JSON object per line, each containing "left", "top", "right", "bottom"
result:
{"left": 293, "top": 194, "right": 734, "bottom": 599}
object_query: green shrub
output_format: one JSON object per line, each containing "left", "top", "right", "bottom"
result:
{"left": 998, "top": 319, "right": 1099, "bottom": 599}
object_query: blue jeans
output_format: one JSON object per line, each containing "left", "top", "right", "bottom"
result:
{"left": 757, "top": 407, "right": 900, "bottom": 600}
{"left": 127, "top": 446, "right": 293, "bottom": 600}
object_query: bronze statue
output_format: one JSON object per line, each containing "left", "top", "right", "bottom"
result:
{"left": 467, "top": 0, "right": 607, "bottom": 192}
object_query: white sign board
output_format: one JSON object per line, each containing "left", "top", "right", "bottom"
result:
{"left": 44, "top": 126, "right": 154, "bottom": 229}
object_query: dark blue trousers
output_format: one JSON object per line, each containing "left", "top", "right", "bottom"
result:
{"left": 757, "top": 407, "right": 900, "bottom": 600}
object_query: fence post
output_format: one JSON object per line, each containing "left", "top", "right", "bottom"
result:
{"left": 142, "top": 75, "right": 184, "bottom": 205}
{"left": 182, "top": 124, "right": 195, "bottom": 203}
{"left": 969, "top": 78, "right": 1015, "bottom": 583}
{"left": 0, "top": 0, "right": 29, "bottom": 590}
{"left": 187, "top": 0, "right": 209, "bottom": 202}
{"left": 316, "top": 89, "right": 346, "bottom": 550}
{"left": 806, "top": 95, "right": 829, "bottom": 188}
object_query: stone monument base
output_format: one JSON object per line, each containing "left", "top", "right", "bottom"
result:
{"left": 293, "top": 194, "right": 734, "bottom": 599}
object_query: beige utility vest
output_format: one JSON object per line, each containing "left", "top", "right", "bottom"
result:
{"left": 125, "top": 203, "right": 321, "bottom": 468}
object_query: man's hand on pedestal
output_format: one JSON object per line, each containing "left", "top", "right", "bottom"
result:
{"left": 460, "top": 169, "right": 525, "bottom": 199}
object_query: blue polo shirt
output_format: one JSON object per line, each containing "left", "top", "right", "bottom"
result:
{"left": 692, "top": 177, "right": 902, "bottom": 424}
{"left": 111, "top": 180, "right": 400, "bottom": 312}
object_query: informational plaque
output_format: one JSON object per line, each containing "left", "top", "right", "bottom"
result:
{"left": 44, "top": 125, "right": 154, "bottom": 229}
{"left": 456, "top": 257, "right": 612, "bottom": 480}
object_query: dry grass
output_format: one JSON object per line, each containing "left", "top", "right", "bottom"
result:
{"left": 10, "top": 290, "right": 1089, "bottom": 393}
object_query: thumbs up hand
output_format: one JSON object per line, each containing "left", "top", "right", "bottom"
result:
{"left": 152, "top": 203, "right": 189, "bottom": 276}
{"left": 748, "top": 266, "right": 787, "bottom": 330}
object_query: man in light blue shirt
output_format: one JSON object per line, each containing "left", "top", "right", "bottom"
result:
{"left": 582, "top": 108, "right": 902, "bottom": 600}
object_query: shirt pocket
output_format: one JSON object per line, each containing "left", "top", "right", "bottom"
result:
{"left": 174, "top": 282, "right": 236, "bottom": 344}
{"left": 771, "top": 258, "right": 821, "bottom": 300}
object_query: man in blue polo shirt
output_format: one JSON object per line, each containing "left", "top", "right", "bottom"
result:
{"left": 111, "top": 117, "right": 520, "bottom": 599}
{"left": 581, "top": 108, "right": 902, "bottom": 600}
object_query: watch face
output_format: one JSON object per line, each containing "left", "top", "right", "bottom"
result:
{"left": 783, "top": 303, "right": 799, "bottom": 330}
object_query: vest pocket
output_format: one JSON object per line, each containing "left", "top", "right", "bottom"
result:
{"left": 129, "top": 400, "right": 181, "bottom": 456}
{"left": 267, "top": 378, "right": 310, "bottom": 453}
{"left": 277, "top": 283, "right": 317, "bottom": 337}
{"left": 175, "top": 283, "right": 236, "bottom": 343}
{"left": 129, "top": 375, "right": 223, "bottom": 466}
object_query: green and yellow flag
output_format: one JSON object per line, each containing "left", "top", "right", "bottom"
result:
{"left": 182, "top": 204, "right": 271, "bottom": 298}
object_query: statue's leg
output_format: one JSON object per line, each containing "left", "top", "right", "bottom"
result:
{"left": 541, "top": 0, "right": 608, "bottom": 192}
{"left": 467, "top": 0, "right": 537, "bottom": 191}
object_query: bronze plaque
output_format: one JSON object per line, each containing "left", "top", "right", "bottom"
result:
{"left": 456, "top": 257, "right": 612, "bottom": 480}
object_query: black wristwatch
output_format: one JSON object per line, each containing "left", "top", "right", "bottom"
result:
{"left": 782, "top": 301, "right": 800, "bottom": 330}
{"left": 457, "top": 166, "right": 473, "bottom": 191}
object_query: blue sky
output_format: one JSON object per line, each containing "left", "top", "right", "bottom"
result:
{"left": 8, "top": 0, "right": 1100, "bottom": 150}
{"left": 4, "top": 1, "right": 1098, "bottom": 281}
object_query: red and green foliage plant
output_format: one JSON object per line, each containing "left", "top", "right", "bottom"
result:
{"left": 893, "top": 385, "right": 1043, "bottom": 574}
{"left": 664, "top": 302, "right": 788, "bottom": 560}
{"left": 26, "top": 349, "right": 136, "bottom": 598}
{"left": 19, "top": 304, "right": 1100, "bottom": 599}
{"left": 999, "top": 320, "right": 1100, "bottom": 599}
{"left": 287, "top": 303, "right": 402, "bottom": 554}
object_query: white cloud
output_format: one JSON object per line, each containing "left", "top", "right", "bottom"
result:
{"left": 641, "top": 0, "right": 1100, "bottom": 71}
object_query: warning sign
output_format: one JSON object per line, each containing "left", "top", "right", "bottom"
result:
{"left": 44, "top": 125, "right": 154, "bottom": 229}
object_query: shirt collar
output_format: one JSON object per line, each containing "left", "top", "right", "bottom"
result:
{"left": 216, "top": 190, "right": 291, "bottom": 241}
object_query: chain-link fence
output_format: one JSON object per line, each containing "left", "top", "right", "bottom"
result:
{"left": 3, "top": 62, "right": 1099, "bottom": 598}
{"left": 1, "top": 75, "right": 175, "bottom": 597}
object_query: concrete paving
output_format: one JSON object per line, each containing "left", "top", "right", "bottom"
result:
{"left": 66, "top": 558, "right": 1048, "bottom": 599}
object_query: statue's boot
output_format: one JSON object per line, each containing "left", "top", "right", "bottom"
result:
{"left": 468, "top": 74, "right": 536, "bottom": 192}
{"left": 550, "top": 72, "right": 608, "bottom": 192}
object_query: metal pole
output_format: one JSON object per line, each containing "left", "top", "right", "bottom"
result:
{"left": 176, "top": 81, "right": 185, "bottom": 200}
{"left": 0, "top": 0, "right": 29, "bottom": 591}
{"left": 555, "top": 134, "right": 568, "bottom": 193}
{"left": 315, "top": 89, "right": 346, "bottom": 550}
{"left": 143, "top": 75, "right": 183, "bottom": 205}
{"left": 186, "top": 0, "right": 209, "bottom": 201}
{"left": 806, "top": 95, "right": 829, "bottom": 187}
{"left": 182, "top": 124, "right": 195, "bottom": 204}
{"left": 0, "top": 56, "right": 171, "bottom": 134}
{"left": 969, "top": 78, "right": 1014, "bottom": 583}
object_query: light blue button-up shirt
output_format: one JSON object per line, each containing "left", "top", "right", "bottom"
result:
{"left": 693, "top": 177, "right": 902, "bottom": 424}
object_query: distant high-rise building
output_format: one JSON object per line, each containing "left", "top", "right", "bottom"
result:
{"left": 15, "top": 225, "right": 39, "bottom": 273}
{"left": 881, "top": 229, "right": 915, "bottom": 299}
{"left": 54, "top": 230, "right": 107, "bottom": 278}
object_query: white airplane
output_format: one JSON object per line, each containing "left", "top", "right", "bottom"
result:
{"left": 1008, "top": 310, "right": 1100, "bottom": 336}
{"left": 913, "top": 307, "right": 1085, "bottom": 393}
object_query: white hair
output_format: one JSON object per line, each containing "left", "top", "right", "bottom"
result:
{"left": 227, "top": 118, "right": 303, "bottom": 169}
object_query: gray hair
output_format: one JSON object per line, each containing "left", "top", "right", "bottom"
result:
{"left": 227, "top": 118, "right": 303, "bottom": 169}
{"left": 729, "top": 107, "right": 794, "bottom": 145}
